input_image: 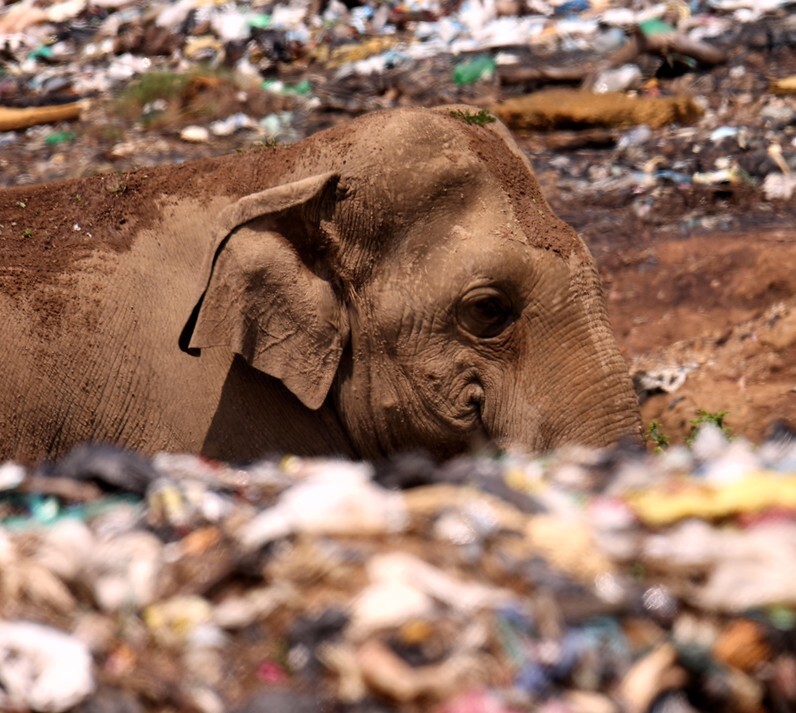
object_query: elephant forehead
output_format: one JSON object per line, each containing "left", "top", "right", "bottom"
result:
{"left": 352, "top": 148, "right": 485, "bottom": 211}
{"left": 332, "top": 110, "right": 582, "bottom": 258}
{"left": 394, "top": 176, "right": 575, "bottom": 264}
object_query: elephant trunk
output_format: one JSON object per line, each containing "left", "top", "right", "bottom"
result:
{"left": 494, "top": 359, "right": 641, "bottom": 454}
{"left": 487, "top": 301, "right": 642, "bottom": 454}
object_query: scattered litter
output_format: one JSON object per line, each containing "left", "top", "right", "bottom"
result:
{"left": 0, "top": 621, "right": 95, "bottom": 712}
{"left": 180, "top": 126, "right": 210, "bottom": 143}
{"left": 0, "top": 437, "right": 795, "bottom": 710}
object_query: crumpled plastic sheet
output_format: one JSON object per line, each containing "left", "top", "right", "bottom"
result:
{"left": 0, "top": 621, "right": 95, "bottom": 712}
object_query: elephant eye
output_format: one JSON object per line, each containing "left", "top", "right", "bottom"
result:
{"left": 457, "top": 288, "right": 515, "bottom": 339}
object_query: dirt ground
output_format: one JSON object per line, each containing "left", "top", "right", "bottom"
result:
{"left": 584, "top": 218, "right": 796, "bottom": 446}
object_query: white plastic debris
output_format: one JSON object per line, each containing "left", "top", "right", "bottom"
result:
{"left": 763, "top": 173, "right": 796, "bottom": 201}
{"left": 593, "top": 64, "right": 642, "bottom": 93}
{"left": 155, "top": 0, "right": 195, "bottom": 29}
{"left": 700, "top": 523, "right": 796, "bottom": 611}
{"left": 210, "top": 6, "right": 253, "bottom": 42}
{"left": 35, "top": 519, "right": 95, "bottom": 581}
{"left": 0, "top": 461, "right": 25, "bottom": 490}
{"left": 180, "top": 126, "right": 211, "bottom": 143}
{"left": 367, "top": 551, "right": 513, "bottom": 613}
{"left": 86, "top": 531, "right": 164, "bottom": 611}
{"left": 46, "top": 0, "right": 86, "bottom": 22}
{"left": 239, "top": 462, "right": 407, "bottom": 550}
{"left": 350, "top": 550, "right": 515, "bottom": 637}
{"left": 209, "top": 113, "right": 258, "bottom": 137}
{"left": 0, "top": 621, "right": 95, "bottom": 712}
{"left": 350, "top": 580, "right": 435, "bottom": 637}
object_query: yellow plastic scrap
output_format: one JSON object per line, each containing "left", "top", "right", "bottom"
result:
{"left": 627, "top": 471, "right": 796, "bottom": 526}
{"left": 770, "top": 76, "right": 796, "bottom": 95}
{"left": 504, "top": 466, "right": 545, "bottom": 495}
{"left": 525, "top": 514, "right": 616, "bottom": 581}
{"left": 316, "top": 36, "right": 401, "bottom": 68}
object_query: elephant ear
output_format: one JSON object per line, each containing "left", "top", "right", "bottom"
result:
{"left": 179, "top": 172, "right": 348, "bottom": 410}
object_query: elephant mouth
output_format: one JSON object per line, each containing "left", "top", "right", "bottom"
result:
{"left": 463, "top": 381, "right": 492, "bottom": 444}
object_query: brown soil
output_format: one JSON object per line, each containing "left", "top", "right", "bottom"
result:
{"left": 585, "top": 225, "right": 796, "bottom": 444}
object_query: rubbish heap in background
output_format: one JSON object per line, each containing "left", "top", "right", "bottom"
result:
{"left": 0, "top": 0, "right": 793, "bottom": 212}
{"left": 2, "top": 427, "right": 796, "bottom": 712}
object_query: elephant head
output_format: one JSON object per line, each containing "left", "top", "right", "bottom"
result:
{"left": 180, "top": 106, "right": 641, "bottom": 458}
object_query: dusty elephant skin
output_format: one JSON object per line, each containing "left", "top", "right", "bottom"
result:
{"left": 0, "top": 106, "right": 640, "bottom": 463}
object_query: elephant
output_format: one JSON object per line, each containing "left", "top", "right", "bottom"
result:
{"left": 0, "top": 106, "right": 641, "bottom": 464}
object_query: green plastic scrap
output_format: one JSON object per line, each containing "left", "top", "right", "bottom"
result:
{"left": 452, "top": 55, "right": 496, "bottom": 86}
{"left": 262, "top": 79, "right": 313, "bottom": 96}
{"left": 767, "top": 606, "right": 796, "bottom": 631}
{"left": 495, "top": 612, "right": 529, "bottom": 667}
{"left": 27, "top": 45, "right": 54, "bottom": 61}
{"left": 247, "top": 14, "right": 272, "bottom": 29}
{"left": 31, "top": 495, "right": 60, "bottom": 524}
{"left": 1, "top": 494, "right": 142, "bottom": 531}
{"left": 45, "top": 131, "right": 77, "bottom": 146}
{"left": 638, "top": 18, "right": 675, "bottom": 36}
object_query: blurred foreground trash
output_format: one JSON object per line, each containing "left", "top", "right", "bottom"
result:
{"left": 2, "top": 432, "right": 796, "bottom": 711}
{"left": 0, "top": 621, "right": 95, "bottom": 712}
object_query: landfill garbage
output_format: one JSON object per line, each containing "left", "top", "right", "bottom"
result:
{"left": 770, "top": 75, "right": 796, "bottom": 95}
{"left": 0, "top": 0, "right": 790, "bottom": 242}
{"left": 453, "top": 55, "right": 497, "bottom": 85}
{"left": 0, "top": 102, "right": 84, "bottom": 131}
{"left": 0, "top": 621, "right": 95, "bottom": 712}
{"left": 0, "top": 434, "right": 794, "bottom": 710}
{"left": 493, "top": 89, "right": 703, "bottom": 131}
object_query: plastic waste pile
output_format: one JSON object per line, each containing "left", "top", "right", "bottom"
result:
{"left": 2, "top": 426, "right": 796, "bottom": 712}
{"left": 0, "top": 0, "right": 794, "bottom": 205}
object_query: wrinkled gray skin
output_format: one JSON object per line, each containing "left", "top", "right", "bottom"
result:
{"left": 0, "top": 106, "right": 640, "bottom": 464}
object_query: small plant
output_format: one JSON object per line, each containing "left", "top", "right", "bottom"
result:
{"left": 21, "top": 228, "right": 32, "bottom": 238}
{"left": 253, "top": 137, "right": 279, "bottom": 149}
{"left": 105, "top": 174, "right": 128, "bottom": 196}
{"left": 117, "top": 71, "right": 190, "bottom": 109}
{"left": 449, "top": 109, "right": 496, "bottom": 127}
{"left": 686, "top": 409, "right": 731, "bottom": 445}
{"left": 646, "top": 420, "right": 669, "bottom": 453}
{"left": 74, "top": 194, "right": 83, "bottom": 203}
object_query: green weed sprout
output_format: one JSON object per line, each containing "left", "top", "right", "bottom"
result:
{"left": 686, "top": 409, "right": 731, "bottom": 445}
{"left": 449, "top": 109, "right": 497, "bottom": 127}
{"left": 646, "top": 420, "right": 669, "bottom": 453}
